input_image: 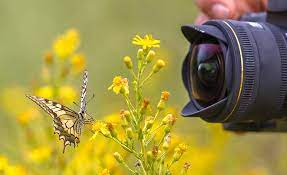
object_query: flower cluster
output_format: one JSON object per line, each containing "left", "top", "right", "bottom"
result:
{"left": 0, "top": 29, "right": 127, "bottom": 175}
{"left": 0, "top": 155, "right": 27, "bottom": 175}
{"left": 91, "top": 34, "right": 189, "bottom": 174}
{"left": 37, "top": 29, "right": 87, "bottom": 106}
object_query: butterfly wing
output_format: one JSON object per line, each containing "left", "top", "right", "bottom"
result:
{"left": 26, "top": 95, "right": 83, "bottom": 152}
{"left": 79, "top": 70, "right": 88, "bottom": 114}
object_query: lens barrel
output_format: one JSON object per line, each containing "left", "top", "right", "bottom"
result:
{"left": 181, "top": 20, "right": 287, "bottom": 123}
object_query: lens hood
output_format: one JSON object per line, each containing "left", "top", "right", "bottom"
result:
{"left": 182, "top": 20, "right": 287, "bottom": 123}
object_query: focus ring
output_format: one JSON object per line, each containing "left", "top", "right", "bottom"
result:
{"left": 267, "top": 24, "right": 287, "bottom": 114}
{"left": 234, "top": 25, "right": 256, "bottom": 117}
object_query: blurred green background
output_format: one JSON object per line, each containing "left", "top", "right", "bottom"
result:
{"left": 0, "top": 0, "right": 286, "bottom": 175}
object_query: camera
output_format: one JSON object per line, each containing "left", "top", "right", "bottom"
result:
{"left": 181, "top": 0, "right": 287, "bottom": 132}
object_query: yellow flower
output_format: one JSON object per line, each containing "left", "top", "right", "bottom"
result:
{"left": 178, "top": 143, "right": 188, "bottom": 153}
{"left": 100, "top": 169, "right": 110, "bottom": 175}
{"left": 53, "top": 29, "right": 80, "bottom": 59}
{"left": 27, "top": 146, "right": 52, "bottom": 163}
{"left": 0, "top": 155, "right": 8, "bottom": 171}
{"left": 91, "top": 121, "right": 111, "bottom": 138}
{"left": 173, "top": 143, "right": 188, "bottom": 162}
{"left": 1, "top": 87, "right": 31, "bottom": 116}
{"left": 5, "top": 165, "right": 27, "bottom": 175}
{"left": 35, "top": 85, "right": 54, "bottom": 99}
{"left": 132, "top": 34, "right": 160, "bottom": 49}
{"left": 108, "top": 76, "right": 129, "bottom": 95}
{"left": 17, "top": 107, "right": 39, "bottom": 125}
{"left": 71, "top": 53, "right": 86, "bottom": 73}
{"left": 58, "top": 85, "right": 77, "bottom": 104}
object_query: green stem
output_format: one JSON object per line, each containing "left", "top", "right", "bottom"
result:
{"left": 139, "top": 160, "right": 148, "bottom": 175}
{"left": 153, "top": 110, "right": 160, "bottom": 121}
{"left": 124, "top": 95, "right": 138, "bottom": 127}
{"left": 145, "top": 124, "right": 163, "bottom": 146}
{"left": 157, "top": 131, "right": 167, "bottom": 147}
{"left": 130, "top": 69, "right": 137, "bottom": 80}
{"left": 125, "top": 95, "right": 136, "bottom": 111}
{"left": 122, "top": 161, "right": 138, "bottom": 174}
{"left": 140, "top": 71, "right": 154, "bottom": 87}
{"left": 168, "top": 159, "right": 176, "bottom": 169}
{"left": 111, "top": 137, "right": 140, "bottom": 159}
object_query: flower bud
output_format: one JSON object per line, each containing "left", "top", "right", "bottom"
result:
{"left": 183, "top": 162, "right": 191, "bottom": 172}
{"left": 101, "top": 127, "right": 112, "bottom": 138}
{"left": 113, "top": 152, "right": 124, "bottom": 163}
{"left": 173, "top": 148, "right": 182, "bottom": 162}
{"left": 143, "top": 117, "right": 154, "bottom": 132}
{"left": 172, "top": 143, "right": 188, "bottom": 162}
{"left": 163, "top": 134, "right": 171, "bottom": 150}
{"left": 43, "top": 51, "right": 53, "bottom": 65}
{"left": 120, "top": 110, "right": 131, "bottom": 123}
{"left": 152, "top": 59, "right": 165, "bottom": 73}
{"left": 164, "top": 126, "right": 171, "bottom": 134}
{"left": 178, "top": 143, "right": 188, "bottom": 153}
{"left": 163, "top": 141, "right": 169, "bottom": 150}
{"left": 126, "top": 127, "right": 133, "bottom": 139}
{"left": 146, "top": 50, "right": 155, "bottom": 63}
{"left": 140, "top": 99, "right": 150, "bottom": 115}
{"left": 123, "top": 56, "right": 133, "bottom": 69}
{"left": 162, "top": 114, "right": 177, "bottom": 126}
{"left": 152, "top": 145, "right": 159, "bottom": 158}
{"left": 137, "top": 49, "right": 144, "bottom": 60}
{"left": 161, "top": 91, "right": 170, "bottom": 101}
{"left": 107, "top": 122, "right": 117, "bottom": 138}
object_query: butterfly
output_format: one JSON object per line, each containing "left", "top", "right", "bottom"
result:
{"left": 26, "top": 70, "right": 94, "bottom": 153}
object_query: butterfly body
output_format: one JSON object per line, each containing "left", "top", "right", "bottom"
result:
{"left": 26, "top": 70, "right": 93, "bottom": 153}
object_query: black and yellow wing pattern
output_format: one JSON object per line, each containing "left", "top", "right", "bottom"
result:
{"left": 26, "top": 95, "right": 83, "bottom": 153}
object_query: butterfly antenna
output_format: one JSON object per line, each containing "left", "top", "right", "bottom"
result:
{"left": 73, "top": 102, "right": 80, "bottom": 108}
{"left": 87, "top": 93, "right": 95, "bottom": 105}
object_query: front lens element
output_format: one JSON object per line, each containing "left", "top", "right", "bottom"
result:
{"left": 190, "top": 43, "right": 225, "bottom": 106}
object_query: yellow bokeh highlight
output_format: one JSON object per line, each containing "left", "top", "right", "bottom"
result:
{"left": 27, "top": 146, "right": 52, "bottom": 163}
{"left": 58, "top": 85, "right": 77, "bottom": 104}
{"left": 71, "top": 53, "right": 86, "bottom": 74}
{"left": 53, "top": 29, "right": 80, "bottom": 59}
{"left": 17, "top": 107, "right": 39, "bottom": 125}
{"left": 5, "top": 165, "right": 27, "bottom": 175}
{"left": 35, "top": 85, "right": 54, "bottom": 99}
{"left": 0, "top": 155, "right": 8, "bottom": 171}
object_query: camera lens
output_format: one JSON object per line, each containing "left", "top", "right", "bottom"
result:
{"left": 182, "top": 20, "right": 287, "bottom": 126}
{"left": 190, "top": 43, "right": 225, "bottom": 106}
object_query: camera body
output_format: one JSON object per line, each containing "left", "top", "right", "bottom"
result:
{"left": 181, "top": 0, "right": 287, "bottom": 132}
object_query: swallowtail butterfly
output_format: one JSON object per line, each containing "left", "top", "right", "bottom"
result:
{"left": 26, "top": 70, "right": 94, "bottom": 153}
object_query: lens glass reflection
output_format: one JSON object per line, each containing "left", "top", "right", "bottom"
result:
{"left": 190, "top": 43, "right": 225, "bottom": 106}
